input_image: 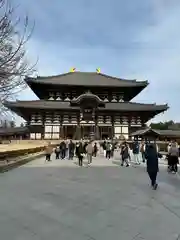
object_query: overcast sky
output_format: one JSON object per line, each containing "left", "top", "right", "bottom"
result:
{"left": 11, "top": 0, "right": 180, "bottom": 125}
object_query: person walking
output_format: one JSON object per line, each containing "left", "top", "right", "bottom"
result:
{"left": 102, "top": 141, "right": 107, "bottom": 157}
{"left": 86, "top": 141, "right": 93, "bottom": 164}
{"left": 140, "top": 140, "right": 146, "bottom": 163}
{"left": 106, "top": 142, "right": 112, "bottom": 159}
{"left": 111, "top": 141, "right": 115, "bottom": 158}
{"left": 54, "top": 145, "right": 60, "bottom": 159}
{"left": 60, "top": 141, "right": 66, "bottom": 159}
{"left": 45, "top": 142, "right": 53, "bottom": 162}
{"left": 168, "top": 141, "right": 179, "bottom": 173}
{"left": 83, "top": 141, "right": 88, "bottom": 155}
{"left": 65, "top": 139, "right": 69, "bottom": 158}
{"left": 93, "top": 142, "right": 98, "bottom": 157}
{"left": 145, "top": 142, "right": 159, "bottom": 190}
{"left": 75, "top": 142, "right": 84, "bottom": 166}
{"left": 68, "top": 140, "right": 75, "bottom": 160}
{"left": 132, "top": 139, "right": 140, "bottom": 164}
{"left": 120, "top": 142, "right": 130, "bottom": 167}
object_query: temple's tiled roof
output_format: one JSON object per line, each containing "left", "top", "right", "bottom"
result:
{"left": 25, "top": 72, "right": 148, "bottom": 87}
{"left": 0, "top": 127, "right": 29, "bottom": 136}
{"left": 156, "top": 129, "right": 180, "bottom": 136}
{"left": 4, "top": 100, "right": 168, "bottom": 112}
{"left": 131, "top": 128, "right": 180, "bottom": 137}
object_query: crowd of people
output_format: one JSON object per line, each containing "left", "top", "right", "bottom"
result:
{"left": 44, "top": 138, "right": 180, "bottom": 190}
{"left": 45, "top": 140, "right": 99, "bottom": 166}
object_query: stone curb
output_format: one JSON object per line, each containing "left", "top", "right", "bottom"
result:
{"left": 0, "top": 152, "right": 45, "bottom": 173}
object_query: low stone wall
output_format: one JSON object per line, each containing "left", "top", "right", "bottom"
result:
{"left": 0, "top": 146, "right": 46, "bottom": 161}
{"left": 0, "top": 140, "right": 60, "bottom": 153}
{"left": 10, "top": 140, "right": 61, "bottom": 145}
{"left": 0, "top": 152, "right": 45, "bottom": 173}
{"left": 0, "top": 141, "right": 59, "bottom": 161}
{"left": 0, "top": 141, "right": 59, "bottom": 172}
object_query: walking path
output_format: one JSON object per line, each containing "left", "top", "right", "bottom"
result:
{"left": 1, "top": 154, "right": 180, "bottom": 240}
{"left": 25, "top": 150, "right": 168, "bottom": 168}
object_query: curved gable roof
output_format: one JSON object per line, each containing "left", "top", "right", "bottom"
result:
{"left": 25, "top": 72, "right": 148, "bottom": 87}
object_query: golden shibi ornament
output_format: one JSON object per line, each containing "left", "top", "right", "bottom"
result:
{"left": 96, "top": 68, "right": 101, "bottom": 73}
{"left": 70, "top": 67, "right": 76, "bottom": 72}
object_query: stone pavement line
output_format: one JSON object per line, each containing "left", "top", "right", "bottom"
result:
{"left": 1, "top": 155, "right": 180, "bottom": 239}
{"left": 23, "top": 154, "right": 115, "bottom": 168}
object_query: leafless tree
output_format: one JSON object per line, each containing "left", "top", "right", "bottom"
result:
{"left": 0, "top": 0, "right": 36, "bottom": 118}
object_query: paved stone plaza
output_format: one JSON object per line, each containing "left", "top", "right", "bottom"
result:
{"left": 1, "top": 154, "right": 180, "bottom": 240}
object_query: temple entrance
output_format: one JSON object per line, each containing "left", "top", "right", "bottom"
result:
{"left": 101, "top": 134, "right": 109, "bottom": 140}
{"left": 81, "top": 125, "right": 95, "bottom": 139}
{"left": 64, "top": 126, "right": 76, "bottom": 139}
{"left": 100, "top": 126, "right": 113, "bottom": 139}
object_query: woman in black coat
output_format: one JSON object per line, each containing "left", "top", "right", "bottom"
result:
{"left": 75, "top": 142, "right": 84, "bottom": 166}
{"left": 145, "top": 143, "right": 159, "bottom": 190}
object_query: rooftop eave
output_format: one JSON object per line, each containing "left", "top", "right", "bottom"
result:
{"left": 24, "top": 73, "right": 149, "bottom": 87}
{"left": 4, "top": 101, "right": 169, "bottom": 114}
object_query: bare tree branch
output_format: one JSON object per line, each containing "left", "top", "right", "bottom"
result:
{"left": 0, "top": 0, "right": 36, "bottom": 119}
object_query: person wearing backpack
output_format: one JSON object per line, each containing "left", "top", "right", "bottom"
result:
{"left": 132, "top": 139, "right": 140, "bottom": 164}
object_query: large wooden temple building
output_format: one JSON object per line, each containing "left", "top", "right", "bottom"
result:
{"left": 4, "top": 71, "right": 168, "bottom": 140}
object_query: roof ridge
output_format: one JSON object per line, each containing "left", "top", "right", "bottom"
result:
{"left": 26, "top": 72, "right": 148, "bottom": 84}
{"left": 98, "top": 73, "right": 148, "bottom": 83}
{"left": 26, "top": 72, "right": 71, "bottom": 80}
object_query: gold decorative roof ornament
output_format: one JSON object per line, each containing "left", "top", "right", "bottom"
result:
{"left": 96, "top": 68, "right": 101, "bottom": 73}
{"left": 70, "top": 67, "right": 76, "bottom": 72}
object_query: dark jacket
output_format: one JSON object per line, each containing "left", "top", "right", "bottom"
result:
{"left": 132, "top": 141, "right": 139, "bottom": 154}
{"left": 102, "top": 142, "right": 107, "bottom": 150}
{"left": 93, "top": 144, "right": 98, "bottom": 153}
{"left": 60, "top": 141, "right": 66, "bottom": 150}
{"left": 83, "top": 142, "right": 88, "bottom": 153}
{"left": 69, "top": 142, "right": 75, "bottom": 151}
{"left": 55, "top": 146, "right": 60, "bottom": 153}
{"left": 145, "top": 143, "right": 159, "bottom": 172}
{"left": 121, "top": 145, "right": 129, "bottom": 160}
{"left": 75, "top": 143, "right": 84, "bottom": 158}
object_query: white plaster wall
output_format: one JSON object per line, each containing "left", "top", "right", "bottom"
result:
{"left": 121, "top": 126, "right": 129, "bottom": 134}
{"left": 52, "top": 126, "right": 60, "bottom": 132}
{"left": 45, "top": 125, "right": 52, "bottom": 133}
{"left": 30, "top": 133, "right": 35, "bottom": 139}
{"left": 114, "top": 127, "right": 121, "bottom": 134}
{"left": 44, "top": 133, "right": 51, "bottom": 139}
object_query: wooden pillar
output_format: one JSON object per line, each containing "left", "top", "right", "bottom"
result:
{"left": 73, "top": 116, "right": 81, "bottom": 140}
{"left": 95, "top": 118, "right": 100, "bottom": 140}
{"left": 41, "top": 116, "right": 45, "bottom": 140}
{"left": 128, "top": 118, "right": 131, "bottom": 140}
{"left": 65, "top": 125, "right": 67, "bottom": 139}
{"left": 60, "top": 125, "right": 64, "bottom": 139}
{"left": 73, "top": 125, "right": 81, "bottom": 140}
{"left": 111, "top": 116, "right": 114, "bottom": 139}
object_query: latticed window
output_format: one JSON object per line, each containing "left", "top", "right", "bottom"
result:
{"left": 44, "top": 125, "right": 60, "bottom": 139}
{"left": 30, "top": 133, "right": 42, "bottom": 139}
